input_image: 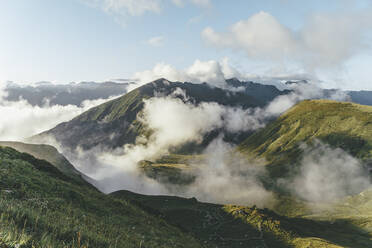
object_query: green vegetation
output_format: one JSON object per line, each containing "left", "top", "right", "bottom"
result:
{"left": 112, "top": 190, "right": 372, "bottom": 248}
{"left": 238, "top": 100, "right": 372, "bottom": 177}
{"left": 77, "top": 87, "right": 144, "bottom": 123}
{"left": 35, "top": 79, "right": 264, "bottom": 150}
{"left": 137, "top": 100, "right": 372, "bottom": 185}
{"left": 2, "top": 143, "right": 370, "bottom": 247}
{"left": 138, "top": 154, "right": 205, "bottom": 185}
{"left": 0, "top": 146, "right": 203, "bottom": 248}
{"left": 139, "top": 160, "right": 195, "bottom": 185}
{"left": 0, "top": 141, "right": 80, "bottom": 178}
{"left": 19, "top": 95, "right": 372, "bottom": 247}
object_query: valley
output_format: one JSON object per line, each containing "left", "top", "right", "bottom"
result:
{"left": 1, "top": 79, "right": 372, "bottom": 247}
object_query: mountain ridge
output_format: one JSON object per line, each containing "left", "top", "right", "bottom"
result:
{"left": 238, "top": 99, "right": 372, "bottom": 177}
{"left": 35, "top": 78, "right": 288, "bottom": 150}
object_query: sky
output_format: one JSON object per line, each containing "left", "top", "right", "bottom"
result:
{"left": 0, "top": 0, "right": 372, "bottom": 90}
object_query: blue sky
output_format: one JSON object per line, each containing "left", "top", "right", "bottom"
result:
{"left": 1, "top": 0, "right": 372, "bottom": 90}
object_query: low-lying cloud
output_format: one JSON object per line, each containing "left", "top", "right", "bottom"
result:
{"left": 282, "top": 142, "right": 371, "bottom": 204}
{"left": 142, "top": 93, "right": 269, "bottom": 142}
{"left": 184, "top": 137, "right": 274, "bottom": 207}
{"left": 43, "top": 84, "right": 357, "bottom": 208}
{"left": 10, "top": 70, "right": 365, "bottom": 210}
{"left": 0, "top": 84, "right": 117, "bottom": 141}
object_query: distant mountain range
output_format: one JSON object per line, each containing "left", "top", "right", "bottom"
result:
{"left": 3, "top": 81, "right": 130, "bottom": 106}
{"left": 347, "top": 90, "right": 372, "bottom": 106}
{"left": 4, "top": 79, "right": 372, "bottom": 108}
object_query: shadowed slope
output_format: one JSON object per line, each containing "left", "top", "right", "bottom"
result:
{"left": 0, "top": 141, "right": 79, "bottom": 178}
{"left": 112, "top": 190, "right": 372, "bottom": 248}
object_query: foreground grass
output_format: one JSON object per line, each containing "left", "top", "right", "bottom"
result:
{"left": 0, "top": 146, "right": 202, "bottom": 248}
{"left": 112, "top": 190, "right": 372, "bottom": 248}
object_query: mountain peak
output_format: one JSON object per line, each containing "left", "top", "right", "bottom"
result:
{"left": 150, "top": 78, "right": 173, "bottom": 85}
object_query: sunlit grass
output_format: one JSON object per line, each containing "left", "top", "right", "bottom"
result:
{"left": 0, "top": 146, "right": 202, "bottom": 248}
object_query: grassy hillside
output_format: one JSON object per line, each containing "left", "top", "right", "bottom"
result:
{"left": 34, "top": 79, "right": 284, "bottom": 151}
{"left": 238, "top": 100, "right": 372, "bottom": 176}
{"left": 331, "top": 189, "right": 372, "bottom": 232}
{"left": 0, "top": 146, "right": 203, "bottom": 248}
{"left": 112, "top": 190, "right": 372, "bottom": 248}
{"left": 0, "top": 141, "right": 79, "bottom": 178}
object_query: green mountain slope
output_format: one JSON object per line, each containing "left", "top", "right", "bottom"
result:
{"left": 35, "top": 79, "right": 286, "bottom": 150}
{"left": 3, "top": 146, "right": 371, "bottom": 248}
{"left": 0, "top": 146, "right": 203, "bottom": 248}
{"left": 238, "top": 100, "right": 372, "bottom": 176}
{"left": 0, "top": 141, "right": 79, "bottom": 178}
{"left": 112, "top": 190, "right": 372, "bottom": 248}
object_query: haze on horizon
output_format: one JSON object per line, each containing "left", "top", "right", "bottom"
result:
{"left": 1, "top": 0, "right": 372, "bottom": 90}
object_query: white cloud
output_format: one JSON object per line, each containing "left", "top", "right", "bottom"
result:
{"left": 93, "top": 85, "right": 344, "bottom": 176}
{"left": 263, "top": 82, "right": 349, "bottom": 116}
{"left": 186, "top": 60, "right": 226, "bottom": 88}
{"left": 141, "top": 93, "right": 271, "bottom": 146}
{"left": 131, "top": 57, "right": 365, "bottom": 93}
{"left": 300, "top": 12, "right": 371, "bottom": 68}
{"left": 132, "top": 59, "right": 241, "bottom": 90}
{"left": 202, "top": 10, "right": 372, "bottom": 70}
{"left": 185, "top": 137, "right": 275, "bottom": 207}
{"left": 36, "top": 79, "right": 352, "bottom": 205}
{"left": 130, "top": 58, "right": 358, "bottom": 92}
{"left": 202, "top": 12, "right": 297, "bottom": 60}
{"left": 147, "top": 36, "right": 165, "bottom": 47}
{"left": 283, "top": 142, "right": 371, "bottom": 203}
{"left": 132, "top": 63, "right": 187, "bottom": 89}
{"left": 0, "top": 84, "right": 117, "bottom": 141}
{"left": 62, "top": 93, "right": 272, "bottom": 196}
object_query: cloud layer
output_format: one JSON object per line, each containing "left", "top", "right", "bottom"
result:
{"left": 185, "top": 137, "right": 274, "bottom": 207}
{"left": 131, "top": 58, "right": 241, "bottom": 90}
{"left": 283, "top": 142, "right": 371, "bottom": 203}
{"left": 0, "top": 84, "right": 117, "bottom": 141}
{"left": 52, "top": 84, "right": 352, "bottom": 206}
